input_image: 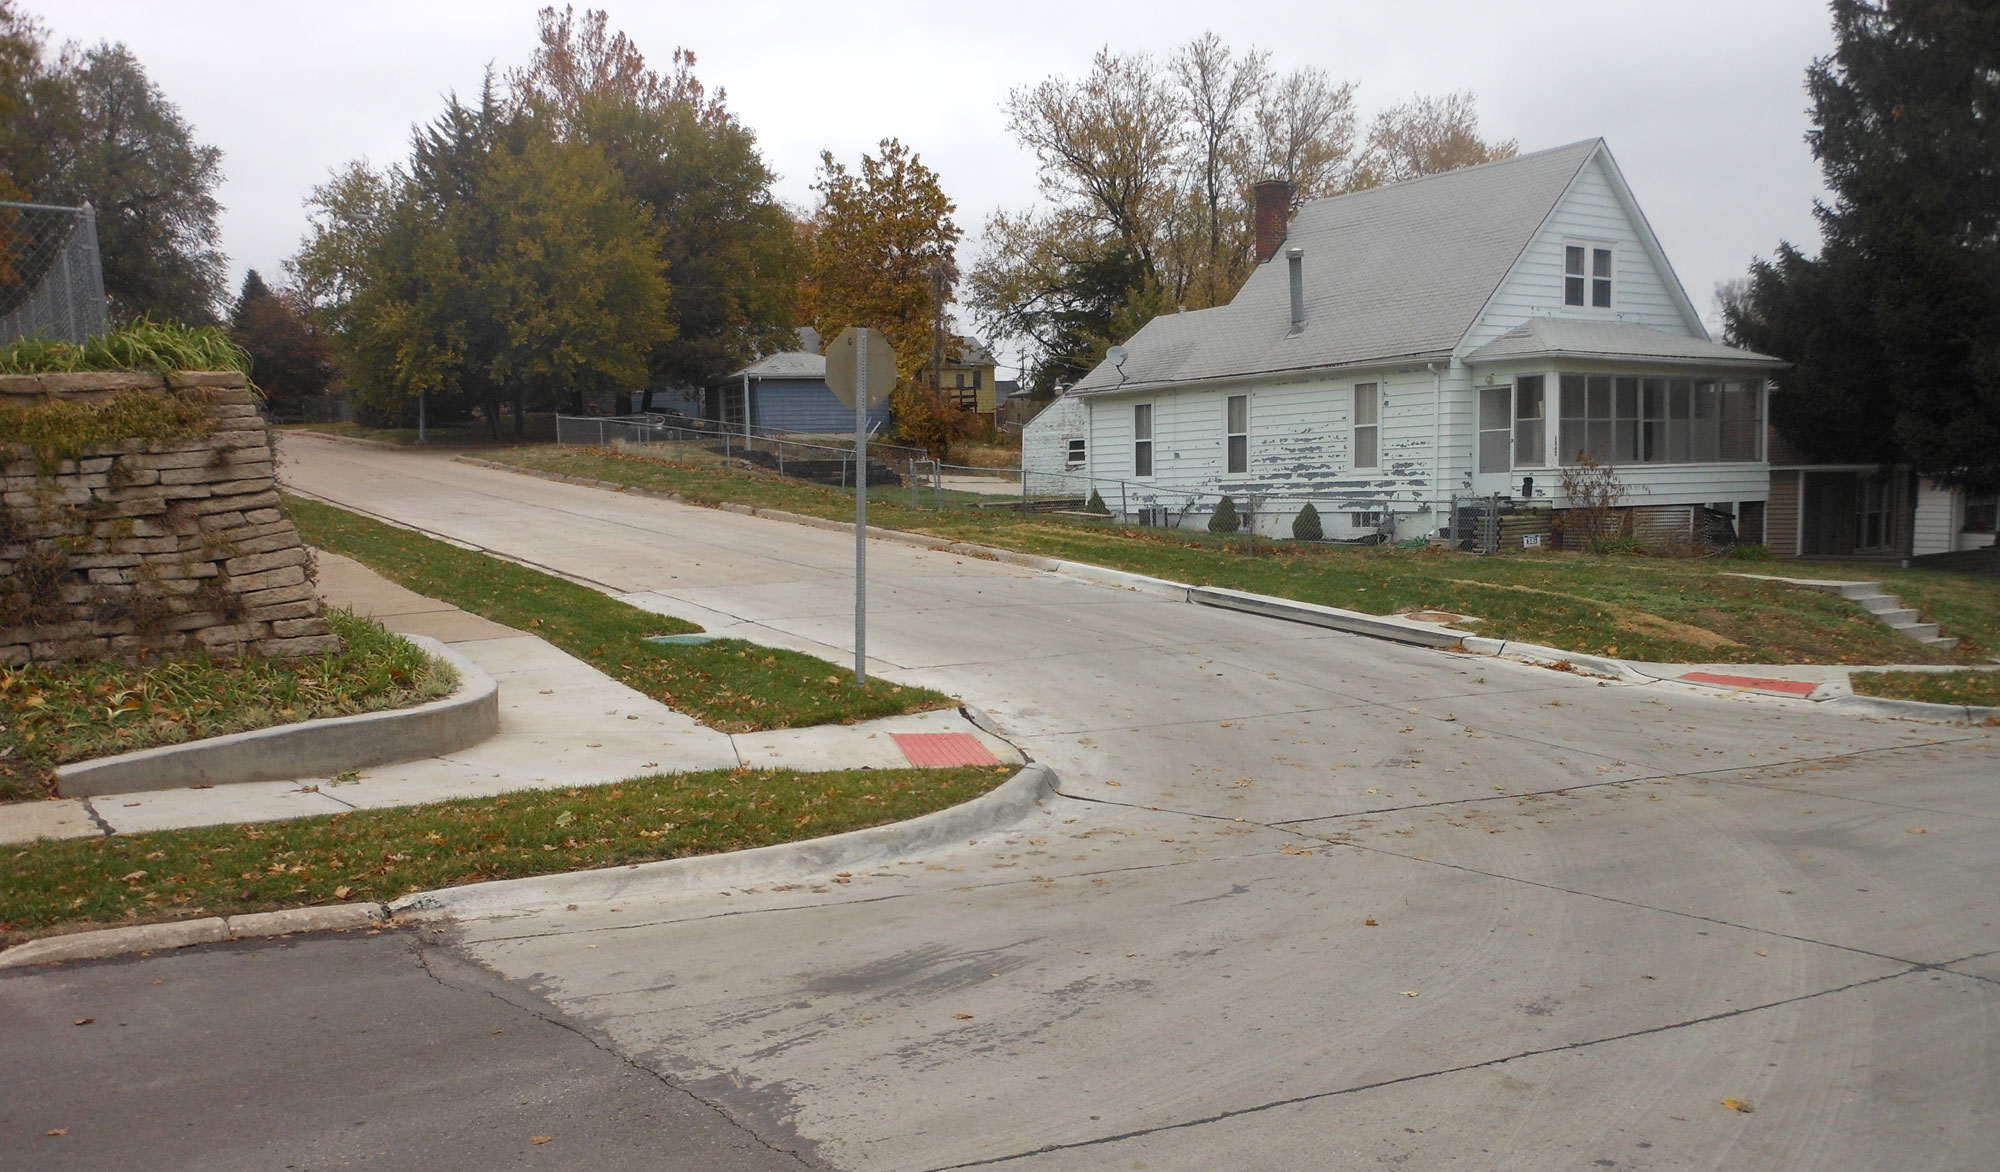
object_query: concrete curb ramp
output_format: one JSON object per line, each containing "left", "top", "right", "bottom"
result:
{"left": 0, "top": 903, "right": 388, "bottom": 970}
{"left": 55, "top": 636, "right": 499, "bottom": 798}
{"left": 393, "top": 761, "right": 1062, "bottom": 919}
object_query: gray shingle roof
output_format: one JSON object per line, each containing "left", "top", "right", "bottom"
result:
{"left": 731, "top": 351, "right": 826, "bottom": 379}
{"left": 1464, "top": 317, "right": 1783, "bottom": 367}
{"left": 1073, "top": 140, "right": 1607, "bottom": 394}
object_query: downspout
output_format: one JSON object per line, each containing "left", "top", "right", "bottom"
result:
{"left": 1428, "top": 361, "right": 1443, "bottom": 530}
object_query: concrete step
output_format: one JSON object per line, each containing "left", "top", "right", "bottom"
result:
{"left": 1891, "top": 621, "right": 1941, "bottom": 641}
{"left": 1925, "top": 635, "right": 1963, "bottom": 651}
{"left": 1855, "top": 594, "right": 1903, "bottom": 613}
{"left": 1873, "top": 607, "right": 1921, "bottom": 625}
{"left": 1835, "top": 581, "right": 1885, "bottom": 601}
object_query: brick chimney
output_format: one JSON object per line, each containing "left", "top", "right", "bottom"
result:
{"left": 1253, "top": 179, "right": 1293, "bottom": 263}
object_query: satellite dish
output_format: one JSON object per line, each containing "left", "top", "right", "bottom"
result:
{"left": 1107, "top": 345, "right": 1128, "bottom": 369}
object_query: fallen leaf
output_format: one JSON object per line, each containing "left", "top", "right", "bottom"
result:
{"left": 1720, "top": 1098, "right": 1754, "bottom": 1113}
{"left": 1755, "top": 949, "right": 1768, "bottom": 957}
{"left": 1104, "top": 780, "right": 1122, "bottom": 787}
{"left": 953, "top": 1013, "right": 974, "bottom": 1020}
{"left": 1364, "top": 919, "right": 1378, "bottom": 926}
{"left": 72, "top": 1018, "right": 94, "bottom": 1026}
{"left": 1278, "top": 843, "right": 1314, "bottom": 855}
{"left": 1401, "top": 990, "right": 1420, "bottom": 997}
{"left": 1220, "top": 721, "right": 1232, "bottom": 727}
{"left": 539, "top": 689, "right": 554, "bottom": 695}
{"left": 334, "top": 885, "right": 352, "bottom": 900}
{"left": 299, "top": 784, "right": 319, "bottom": 794}
{"left": 531, "top": 1135, "right": 552, "bottom": 1144}
{"left": 1907, "top": 827, "right": 1926, "bottom": 834}
{"left": 45, "top": 1128, "right": 68, "bottom": 1136}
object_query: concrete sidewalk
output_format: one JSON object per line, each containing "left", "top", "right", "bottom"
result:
{"left": 0, "top": 551, "right": 1022, "bottom": 845}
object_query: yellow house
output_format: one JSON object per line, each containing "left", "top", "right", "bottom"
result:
{"left": 919, "top": 336, "right": 1000, "bottom": 414}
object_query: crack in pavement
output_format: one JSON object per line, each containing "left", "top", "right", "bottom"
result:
{"left": 919, "top": 955, "right": 1984, "bottom": 1169}
{"left": 408, "top": 929, "right": 825, "bottom": 1169}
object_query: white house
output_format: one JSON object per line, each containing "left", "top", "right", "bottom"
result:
{"left": 1024, "top": 139, "right": 1786, "bottom": 543}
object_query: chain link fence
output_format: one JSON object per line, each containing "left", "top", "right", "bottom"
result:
{"left": 557, "top": 413, "right": 1441, "bottom": 547}
{"left": 0, "top": 201, "right": 109, "bottom": 345}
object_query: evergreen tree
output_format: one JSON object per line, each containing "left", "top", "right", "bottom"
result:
{"left": 1727, "top": 0, "right": 2000, "bottom": 492}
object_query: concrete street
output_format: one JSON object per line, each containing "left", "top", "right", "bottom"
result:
{"left": 24, "top": 431, "right": 1997, "bottom": 1170}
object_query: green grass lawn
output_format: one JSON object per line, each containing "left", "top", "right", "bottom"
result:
{"left": 286, "top": 495, "right": 954, "bottom": 731}
{"left": 0, "top": 610, "right": 454, "bottom": 804}
{"left": 1, "top": 764, "right": 1011, "bottom": 944}
{"left": 474, "top": 445, "right": 2000, "bottom": 670}
{"left": 1850, "top": 669, "right": 2000, "bottom": 709}
{"left": 283, "top": 412, "right": 561, "bottom": 447}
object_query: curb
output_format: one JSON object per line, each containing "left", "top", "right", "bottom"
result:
{"left": 1456, "top": 637, "right": 1657, "bottom": 683}
{"left": 392, "top": 761, "right": 1063, "bottom": 919}
{"left": 56, "top": 637, "right": 499, "bottom": 798}
{"left": 1190, "top": 586, "right": 1464, "bottom": 649}
{"left": 1818, "top": 693, "right": 2000, "bottom": 724}
{"left": 0, "top": 903, "right": 390, "bottom": 970}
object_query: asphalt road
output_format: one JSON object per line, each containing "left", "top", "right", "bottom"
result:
{"left": 0, "top": 929, "right": 812, "bottom": 1171}
{"left": 39, "top": 433, "right": 2000, "bottom": 1171}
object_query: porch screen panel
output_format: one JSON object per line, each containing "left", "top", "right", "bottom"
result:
{"left": 1514, "top": 376, "right": 1545, "bottom": 468}
{"left": 1478, "top": 386, "right": 1511, "bottom": 473}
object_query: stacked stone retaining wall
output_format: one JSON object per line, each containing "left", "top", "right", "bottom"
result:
{"left": 0, "top": 370, "right": 337, "bottom": 666}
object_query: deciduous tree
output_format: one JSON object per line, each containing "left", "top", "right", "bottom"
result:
{"left": 229, "top": 269, "right": 333, "bottom": 415}
{"left": 0, "top": 25, "right": 226, "bottom": 323}
{"left": 1352, "top": 91, "right": 1517, "bottom": 187}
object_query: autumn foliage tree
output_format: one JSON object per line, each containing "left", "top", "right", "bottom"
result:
{"left": 228, "top": 269, "right": 332, "bottom": 416}
{"left": 972, "top": 33, "right": 1513, "bottom": 395}
{"left": 292, "top": 9, "right": 795, "bottom": 435}
{"left": 803, "top": 138, "right": 968, "bottom": 457}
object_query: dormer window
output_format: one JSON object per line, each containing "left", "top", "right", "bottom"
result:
{"left": 1564, "top": 244, "right": 1613, "bottom": 309}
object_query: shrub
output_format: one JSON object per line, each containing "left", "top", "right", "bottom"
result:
{"left": 1730, "top": 542, "right": 1772, "bottom": 561}
{"left": 1208, "top": 496, "right": 1241, "bottom": 534}
{"left": 1084, "top": 489, "right": 1110, "bottom": 515}
{"left": 1291, "top": 502, "right": 1323, "bottom": 541}
{"left": 1590, "top": 534, "right": 1647, "bottom": 556}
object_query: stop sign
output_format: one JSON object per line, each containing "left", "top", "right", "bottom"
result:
{"left": 824, "top": 326, "right": 898, "bottom": 409}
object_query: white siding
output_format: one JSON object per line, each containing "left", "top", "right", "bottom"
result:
{"left": 1913, "top": 479, "right": 1959, "bottom": 556}
{"left": 1021, "top": 394, "right": 1091, "bottom": 496}
{"left": 1461, "top": 153, "right": 1697, "bottom": 354}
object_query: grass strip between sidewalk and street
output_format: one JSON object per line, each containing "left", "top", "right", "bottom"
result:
{"left": 0, "top": 609, "right": 455, "bottom": 804}
{"left": 1850, "top": 669, "right": 2000, "bottom": 710}
{"left": 285, "top": 495, "right": 954, "bottom": 731}
{"left": 471, "top": 445, "right": 2000, "bottom": 675}
{"left": 0, "top": 764, "right": 1012, "bottom": 944}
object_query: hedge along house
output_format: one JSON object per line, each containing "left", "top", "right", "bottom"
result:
{"left": 1024, "top": 139, "right": 1785, "bottom": 544}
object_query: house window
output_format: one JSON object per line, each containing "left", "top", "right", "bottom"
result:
{"left": 1353, "top": 383, "right": 1378, "bottom": 470}
{"left": 1559, "top": 374, "right": 1762, "bottom": 465}
{"left": 973, "top": 370, "right": 983, "bottom": 390}
{"left": 1564, "top": 244, "right": 1613, "bottom": 308}
{"left": 1134, "top": 403, "right": 1153, "bottom": 478}
{"left": 1226, "top": 394, "right": 1248, "bottom": 475}
{"left": 1066, "top": 438, "right": 1086, "bottom": 469}
{"left": 1478, "top": 386, "right": 1511, "bottom": 474}
{"left": 1856, "top": 476, "right": 1889, "bottom": 551}
{"left": 1514, "top": 375, "right": 1546, "bottom": 468}
{"left": 1964, "top": 494, "right": 1997, "bottom": 534}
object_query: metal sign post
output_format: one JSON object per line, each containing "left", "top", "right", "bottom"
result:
{"left": 854, "top": 339, "right": 868, "bottom": 685}
{"left": 823, "top": 326, "right": 898, "bottom": 686}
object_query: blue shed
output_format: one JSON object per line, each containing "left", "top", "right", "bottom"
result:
{"left": 712, "top": 350, "right": 891, "bottom": 435}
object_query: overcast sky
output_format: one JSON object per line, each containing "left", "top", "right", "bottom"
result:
{"left": 45, "top": 0, "right": 1837, "bottom": 371}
